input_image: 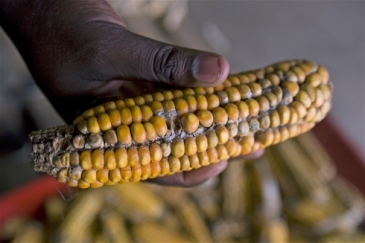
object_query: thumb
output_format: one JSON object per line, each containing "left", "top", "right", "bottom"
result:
{"left": 97, "top": 28, "right": 230, "bottom": 87}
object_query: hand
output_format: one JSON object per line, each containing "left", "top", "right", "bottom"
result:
{"left": 1, "top": 0, "right": 263, "bottom": 187}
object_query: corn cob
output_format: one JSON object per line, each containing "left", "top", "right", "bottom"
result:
{"left": 29, "top": 59, "right": 333, "bottom": 188}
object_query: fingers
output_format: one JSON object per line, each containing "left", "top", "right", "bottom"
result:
{"left": 87, "top": 27, "right": 230, "bottom": 88}
{"left": 148, "top": 161, "right": 228, "bottom": 187}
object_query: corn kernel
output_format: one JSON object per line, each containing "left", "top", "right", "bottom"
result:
{"left": 144, "top": 122, "right": 157, "bottom": 141}
{"left": 131, "top": 122, "right": 146, "bottom": 143}
{"left": 224, "top": 104, "right": 239, "bottom": 121}
{"left": 138, "top": 146, "right": 151, "bottom": 165}
{"left": 115, "top": 147, "right": 128, "bottom": 168}
{"left": 150, "top": 116, "right": 168, "bottom": 137}
{"left": 171, "top": 138, "right": 185, "bottom": 158}
{"left": 212, "top": 107, "right": 228, "bottom": 125}
{"left": 117, "top": 125, "right": 132, "bottom": 145}
{"left": 181, "top": 113, "right": 200, "bottom": 133}
{"left": 108, "top": 109, "right": 122, "bottom": 127}
{"left": 104, "top": 149, "right": 116, "bottom": 170}
{"left": 92, "top": 149, "right": 104, "bottom": 170}
{"left": 196, "top": 134, "right": 208, "bottom": 152}
{"left": 127, "top": 147, "right": 139, "bottom": 167}
{"left": 185, "top": 137, "right": 197, "bottom": 156}
{"left": 174, "top": 98, "right": 189, "bottom": 115}
{"left": 150, "top": 143, "right": 163, "bottom": 163}
{"left": 216, "top": 125, "right": 229, "bottom": 144}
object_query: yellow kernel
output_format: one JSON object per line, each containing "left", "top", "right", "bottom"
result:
{"left": 171, "top": 138, "right": 185, "bottom": 158}
{"left": 82, "top": 169, "right": 97, "bottom": 184}
{"left": 288, "top": 125, "right": 299, "bottom": 138}
{"left": 131, "top": 122, "right": 146, "bottom": 143}
{"left": 238, "top": 74, "right": 250, "bottom": 84}
{"left": 245, "top": 99, "right": 260, "bottom": 116}
{"left": 223, "top": 80, "right": 232, "bottom": 88}
{"left": 127, "top": 147, "right": 139, "bottom": 167}
{"left": 295, "top": 90, "right": 312, "bottom": 108}
{"left": 306, "top": 73, "right": 322, "bottom": 87}
{"left": 150, "top": 162, "right": 161, "bottom": 178}
{"left": 181, "top": 113, "right": 200, "bottom": 134}
{"left": 206, "top": 130, "right": 219, "bottom": 148}
{"left": 266, "top": 74, "right": 280, "bottom": 86}
{"left": 204, "top": 87, "right": 215, "bottom": 94}
{"left": 104, "top": 149, "right": 116, "bottom": 170}
{"left": 214, "top": 83, "right": 225, "bottom": 92}
{"left": 150, "top": 101, "right": 164, "bottom": 114}
{"left": 115, "top": 147, "right": 128, "bottom": 168}
{"left": 97, "top": 113, "right": 112, "bottom": 131}
{"left": 87, "top": 117, "right": 100, "bottom": 134}
{"left": 162, "top": 90, "right": 174, "bottom": 100}
{"left": 104, "top": 101, "right": 116, "bottom": 111}
{"left": 290, "top": 66, "right": 306, "bottom": 83}
{"left": 278, "top": 105, "right": 291, "bottom": 125}
{"left": 138, "top": 146, "right": 151, "bottom": 165}
{"left": 78, "top": 180, "right": 90, "bottom": 189}
{"left": 144, "top": 122, "right": 157, "bottom": 141}
{"left": 240, "top": 136, "right": 254, "bottom": 155}
{"left": 134, "top": 96, "right": 145, "bottom": 106}
{"left": 197, "top": 110, "right": 213, "bottom": 127}
{"left": 246, "top": 72, "right": 257, "bottom": 82}
{"left": 317, "top": 66, "right": 329, "bottom": 84}
{"left": 269, "top": 110, "right": 280, "bottom": 128}
{"left": 183, "top": 88, "right": 195, "bottom": 96}
{"left": 130, "top": 106, "right": 142, "bottom": 123}
{"left": 117, "top": 125, "right": 132, "bottom": 145}
{"left": 236, "top": 101, "right": 249, "bottom": 119}
{"left": 121, "top": 166, "right": 132, "bottom": 180}
{"left": 174, "top": 98, "right": 189, "bottom": 115}
{"left": 189, "top": 154, "right": 201, "bottom": 169}
{"left": 73, "top": 116, "right": 84, "bottom": 125}
{"left": 115, "top": 100, "right": 126, "bottom": 109}
{"left": 150, "top": 116, "right": 168, "bottom": 137}
{"left": 228, "top": 76, "right": 240, "bottom": 85}
{"left": 207, "top": 94, "right": 220, "bottom": 110}
{"left": 272, "top": 129, "right": 281, "bottom": 145}
{"left": 196, "top": 134, "right": 208, "bottom": 152}
{"left": 264, "top": 92, "right": 278, "bottom": 107}
{"left": 141, "top": 105, "right": 153, "bottom": 122}
{"left": 168, "top": 156, "right": 181, "bottom": 173}
{"left": 304, "top": 106, "right": 317, "bottom": 123}
{"left": 125, "top": 98, "right": 136, "bottom": 107}
{"left": 172, "top": 90, "right": 184, "bottom": 98}
{"left": 131, "top": 166, "right": 142, "bottom": 180}
{"left": 256, "top": 96, "right": 270, "bottom": 113}
{"left": 248, "top": 83, "right": 262, "bottom": 96}
{"left": 314, "top": 89, "right": 325, "bottom": 107}
{"left": 110, "top": 167, "right": 122, "bottom": 183}
{"left": 216, "top": 125, "right": 230, "bottom": 144}
{"left": 291, "top": 101, "right": 307, "bottom": 119}
{"left": 226, "top": 87, "right": 241, "bottom": 102}
{"left": 318, "top": 84, "right": 332, "bottom": 101}
{"left": 141, "top": 164, "right": 151, "bottom": 180}
{"left": 236, "top": 84, "right": 252, "bottom": 99}
{"left": 159, "top": 158, "right": 170, "bottom": 176}
{"left": 196, "top": 94, "right": 208, "bottom": 110}
{"left": 185, "top": 137, "right": 197, "bottom": 156}
{"left": 225, "top": 139, "right": 240, "bottom": 156}
{"left": 80, "top": 150, "right": 92, "bottom": 170}
{"left": 163, "top": 100, "right": 175, "bottom": 113}
{"left": 108, "top": 109, "right": 121, "bottom": 127}
{"left": 281, "top": 81, "right": 300, "bottom": 96}
{"left": 194, "top": 87, "right": 206, "bottom": 95}
{"left": 321, "top": 101, "right": 331, "bottom": 116}
{"left": 212, "top": 107, "right": 228, "bottom": 125}
{"left": 92, "top": 149, "right": 104, "bottom": 170}
{"left": 142, "top": 94, "right": 153, "bottom": 104}
{"left": 67, "top": 180, "right": 78, "bottom": 187}
{"left": 285, "top": 71, "right": 298, "bottom": 82}
{"left": 185, "top": 95, "right": 197, "bottom": 112}
{"left": 279, "top": 127, "right": 290, "bottom": 142}
{"left": 274, "top": 62, "right": 290, "bottom": 72}
{"left": 256, "top": 130, "right": 274, "bottom": 147}
{"left": 180, "top": 155, "right": 191, "bottom": 171}
{"left": 82, "top": 109, "right": 95, "bottom": 119}
{"left": 288, "top": 107, "right": 299, "bottom": 125}
{"left": 197, "top": 151, "right": 210, "bottom": 166}
{"left": 207, "top": 148, "right": 219, "bottom": 163}
{"left": 150, "top": 143, "right": 163, "bottom": 163}
{"left": 300, "top": 84, "right": 316, "bottom": 102}
{"left": 224, "top": 103, "right": 239, "bottom": 121}
{"left": 93, "top": 105, "right": 106, "bottom": 116}
{"left": 120, "top": 165, "right": 132, "bottom": 180}
{"left": 120, "top": 107, "right": 132, "bottom": 125}
{"left": 272, "top": 86, "right": 283, "bottom": 102}
{"left": 216, "top": 144, "right": 229, "bottom": 160}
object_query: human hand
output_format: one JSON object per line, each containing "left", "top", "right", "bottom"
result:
{"left": 1, "top": 0, "right": 263, "bottom": 187}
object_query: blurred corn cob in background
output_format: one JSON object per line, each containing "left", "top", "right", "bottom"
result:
{"left": 4, "top": 131, "right": 365, "bottom": 243}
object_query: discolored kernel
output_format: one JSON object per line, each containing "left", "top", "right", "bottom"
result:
{"left": 226, "top": 123, "right": 238, "bottom": 138}
{"left": 248, "top": 83, "right": 262, "bottom": 97}
{"left": 281, "top": 81, "right": 300, "bottom": 97}
{"left": 236, "top": 84, "right": 252, "bottom": 99}
{"left": 104, "top": 129, "right": 118, "bottom": 145}
{"left": 217, "top": 91, "right": 229, "bottom": 105}
{"left": 87, "top": 134, "right": 103, "bottom": 149}
{"left": 259, "top": 114, "right": 271, "bottom": 129}
{"left": 237, "top": 121, "right": 250, "bottom": 136}
{"left": 150, "top": 101, "right": 164, "bottom": 115}
{"left": 161, "top": 143, "right": 171, "bottom": 157}
{"left": 248, "top": 118, "right": 260, "bottom": 133}
{"left": 72, "top": 135, "right": 85, "bottom": 149}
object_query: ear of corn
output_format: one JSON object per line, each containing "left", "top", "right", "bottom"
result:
{"left": 29, "top": 59, "right": 333, "bottom": 188}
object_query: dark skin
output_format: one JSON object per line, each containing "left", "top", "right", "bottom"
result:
{"left": 0, "top": 0, "right": 263, "bottom": 187}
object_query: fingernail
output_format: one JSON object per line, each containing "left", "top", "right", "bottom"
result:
{"left": 192, "top": 54, "right": 221, "bottom": 83}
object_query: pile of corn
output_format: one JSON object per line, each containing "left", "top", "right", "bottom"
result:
{"left": 29, "top": 60, "right": 333, "bottom": 188}
{"left": 3, "top": 132, "right": 365, "bottom": 243}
